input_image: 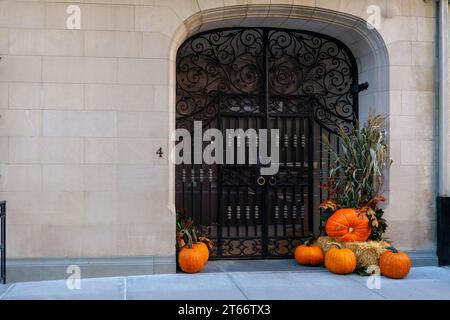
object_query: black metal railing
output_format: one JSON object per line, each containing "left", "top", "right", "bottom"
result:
{"left": 0, "top": 201, "right": 5, "bottom": 284}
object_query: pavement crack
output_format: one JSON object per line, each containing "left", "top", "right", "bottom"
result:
{"left": 0, "top": 283, "right": 15, "bottom": 300}
{"left": 225, "top": 273, "right": 249, "bottom": 300}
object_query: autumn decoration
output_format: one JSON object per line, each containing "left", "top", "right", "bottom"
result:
{"left": 294, "top": 240, "right": 324, "bottom": 266}
{"left": 178, "top": 231, "right": 205, "bottom": 273}
{"left": 324, "top": 243, "right": 357, "bottom": 275}
{"left": 290, "top": 114, "right": 412, "bottom": 279}
{"left": 176, "top": 210, "right": 212, "bottom": 273}
{"left": 379, "top": 246, "right": 412, "bottom": 279}
{"left": 325, "top": 208, "right": 371, "bottom": 242}
{"left": 316, "top": 236, "right": 390, "bottom": 269}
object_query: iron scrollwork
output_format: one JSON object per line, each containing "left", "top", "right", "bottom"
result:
{"left": 267, "top": 30, "right": 356, "bottom": 133}
{"left": 268, "top": 238, "right": 304, "bottom": 256}
{"left": 177, "top": 28, "right": 358, "bottom": 133}
{"left": 222, "top": 238, "right": 263, "bottom": 257}
{"left": 177, "top": 29, "right": 264, "bottom": 131}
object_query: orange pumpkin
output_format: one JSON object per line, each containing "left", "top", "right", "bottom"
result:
{"left": 325, "top": 208, "right": 371, "bottom": 242}
{"left": 178, "top": 246, "right": 205, "bottom": 273}
{"left": 178, "top": 231, "right": 205, "bottom": 273}
{"left": 380, "top": 246, "right": 411, "bottom": 279}
{"left": 295, "top": 242, "right": 324, "bottom": 266}
{"left": 193, "top": 241, "right": 209, "bottom": 263}
{"left": 324, "top": 243, "right": 356, "bottom": 275}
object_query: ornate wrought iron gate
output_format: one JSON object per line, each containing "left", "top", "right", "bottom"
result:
{"left": 176, "top": 28, "right": 359, "bottom": 259}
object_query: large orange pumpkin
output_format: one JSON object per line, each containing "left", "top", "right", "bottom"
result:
{"left": 295, "top": 242, "right": 324, "bottom": 266}
{"left": 193, "top": 241, "right": 209, "bottom": 263}
{"left": 325, "top": 208, "right": 371, "bottom": 242}
{"left": 324, "top": 243, "right": 356, "bottom": 275}
{"left": 380, "top": 246, "right": 411, "bottom": 279}
{"left": 178, "top": 246, "right": 205, "bottom": 273}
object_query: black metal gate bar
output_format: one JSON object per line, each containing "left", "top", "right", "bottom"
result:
{"left": 0, "top": 201, "right": 6, "bottom": 284}
{"left": 175, "top": 27, "right": 358, "bottom": 259}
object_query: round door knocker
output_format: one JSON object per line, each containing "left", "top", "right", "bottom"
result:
{"left": 257, "top": 176, "right": 266, "bottom": 186}
{"left": 268, "top": 176, "right": 277, "bottom": 186}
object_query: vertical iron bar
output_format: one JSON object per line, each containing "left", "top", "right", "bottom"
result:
{"left": 308, "top": 116, "right": 314, "bottom": 233}
{"left": 327, "top": 131, "right": 331, "bottom": 176}
{"left": 274, "top": 117, "right": 279, "bottom": 238}
{"left": 319, "top": 126, "right": 323, "bottom": 233}
{"left": 227, "top": 116, "right": 231, "bottom": 238}
{"left": 283, "top": 117, "right": 287, "bottom": 238}
{"left": 235, "top": 116, "right": 239, "bottom": 238}
{"left": 292, "top": 117, "right": 297, "bottom": 237}
{"left": 217, "top": 98, "right": 223, "bottom": 257}
{"left": 190, "top": 127, "right": 195, "bottom": 221}
{"left": 302, "top": 118, "right": 307, "bottom": 234}
{"left": 208, "top": 122, "right": 212, "bottom": 238}
{"left": 301, "top": 186, "right": 305, "bottom": 234}
{"left": 255, "top": 115, "right": 260, "bottom": 239}
{"left": 245, "top": 116, "right": 249, "bottom": 238}
{"left": 199, "top": 167, "right": 203, "bottom": 228}
{"left": 262, "top": 28, "right": 269, "bottom": 257}
{"left": 300, "top": 117, "right": 304, "bottom": 168}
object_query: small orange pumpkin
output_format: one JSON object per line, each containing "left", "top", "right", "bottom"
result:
{"left": 178, "top": 232, "right": 205, "bottom": 273}
{"left": 324, "top": 242, "right": 356, "bottom": 275}
{"left": 295, "top": 241, "right": 324, "bottom": 266}
{"left": 178, "top": 246, "right": 204, "bottom": 273}
{"left": 325, "top": 208, "right": 371, "bottom": 242}
{"left": 380, "top": 246, "right": 411, "bottom": 279}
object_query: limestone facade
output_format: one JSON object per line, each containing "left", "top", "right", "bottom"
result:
{"left": 0, "top": 0, "right": 439, "bottom": 261}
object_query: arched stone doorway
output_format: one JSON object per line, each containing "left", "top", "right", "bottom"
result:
{"left": 170, "top": 4, "right": 390, "bottom": 259}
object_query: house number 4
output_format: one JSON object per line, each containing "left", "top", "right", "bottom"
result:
{"left": 156, "top": 147, "right": 164, "bottom": 158}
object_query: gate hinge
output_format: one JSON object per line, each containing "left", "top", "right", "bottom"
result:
{"left": 352, "top": 82, "right": 369, "bottom": 94}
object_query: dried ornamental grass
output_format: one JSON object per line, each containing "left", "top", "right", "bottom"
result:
{"left": 316, "top": 236, "right": 390, "bottom": 268}
{"left": 323, "top": 114, "right": 388, "bottom": 208}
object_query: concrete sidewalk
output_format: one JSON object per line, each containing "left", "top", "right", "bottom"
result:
{"left": 1, "top": 261, "right": 449, "bottom": 300}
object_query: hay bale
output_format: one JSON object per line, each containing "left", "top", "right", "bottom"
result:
{"left": 315, "top": 236, "right": 338, "bottom": 253}
{"left": 345, "top": 240, "right": 390, "bottom": 268}
{"left": 315, "top": 236, "right": 390, "bottom": 268}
